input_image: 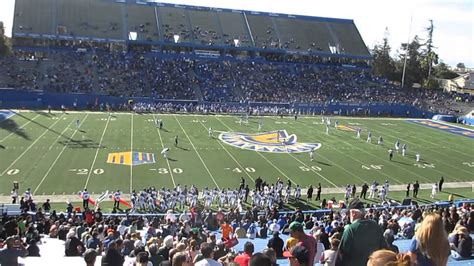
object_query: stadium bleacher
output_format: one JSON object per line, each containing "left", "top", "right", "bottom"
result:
{"left": 2, "top": 2, "right": 473, "bottom": 264}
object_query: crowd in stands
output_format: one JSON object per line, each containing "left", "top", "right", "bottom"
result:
{"left": 0, "top": 51, "right": 466, "bottom": 115}
{"left": 1, "top": 176, "right": 473, "bottom": 265}
{"left": 0, "top": 197, "right": 473, "bottom": 265}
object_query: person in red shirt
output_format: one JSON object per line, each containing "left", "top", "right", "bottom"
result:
{"left": 289, "top": 221, "right": 316, "bottom": 266}
{"left": 221, "top": 221, "right": 233, "bottom": 241}
{"left": 234, "top": 241, "right": 254, "bottom": 266}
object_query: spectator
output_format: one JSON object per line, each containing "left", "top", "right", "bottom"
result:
{"left": 367, "top": 250, "right": 412, "bottom": 266}
{"left": 288, "top": 221, "right": 316, "bottom": 266}
{"left": 320, "top": 238, "right": 340, "bottom": 266}
{"left": 26, "top": 237, "right": 41, "bottom": 257}
{"left": 0, "top": 236, "right": 28, "bottom": 265}
{"left": 173, "top": 251, "right": 191, "bottom": 266}
{"left": 408, "top": 213, "right": 450, "bottom": 266}
{"left": 450, "top": 226, "right": 472, "bottom": 260}
{"left": 262, "top": 248, "right": 277, "bottom": 266}
{"left": 101, "top": 239, "right": 125, "bottom": 266}
{"left": 258, "top": 223, "right": 268, "bottom": 239}
{"left": 157, "top": 235, "right": 173, "bottom": 261}
{"left": 65, "top": 231, "right": 85, "bottom": 257}
{"left": 234, "top": 241, "right": 254, "bottom": 266}
{"left": 384, "top": 229, "right": 399, "bottom": 254}
{"left": 84, "top": 249, "right": 98, "bottom": 266}
{"left": 267, "top": 231, "right": 284, "bottom": 258}
{"left": 283, "top": 245, "right": 309, "bottom": 266}
{"left": 313, "top": 231, "right": 325, "bottom": 263}
{"left": 195, "top": 242, "right": 221, "bottom": 266}
{"left": 249, "top": 253, "right": 272, "bottom": 266}
{"left": 221, "top": 221, "right": 233, "bottom": 241}
{"left": 338, "top": 198, "right": 386, "bottom": 266}
{"left": 134, "top": 251, "right": 152, "bottom": 266}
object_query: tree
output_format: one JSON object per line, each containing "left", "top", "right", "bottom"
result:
{"left": 371, "top": 28, "right": 396, "bottom": 80}
{"left": 433, "top": 62, "right": 459, "bottom": 79}
{"left": 0, "top": 23, "right": 11, "bottom": 56}
{"left": 456, "top": 62, "right": 466, "bottom": 70}
{"left": 420, "top": 20, "right": 438, "bottom": 79}
{"left": 399, "top": 35, "right": 424, "bottom": 87}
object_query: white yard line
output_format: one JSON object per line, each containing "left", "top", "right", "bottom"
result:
{"left": 214, "top": 116, "right": 299, "bottom": 185}
{"left": 268, "top": 117, "right": 387, "bottom": 184}
{"left": 403, "top": 122, "right": 473, "bottom": 157}
{"left": 33, "top": 114, "right": 90, "bottom": 194}
{"left": 369, "top": 123, "right": 468, "bottom": 180}
{"left": 316, "top": 123, "right": 430, "bottom": 184}
{"left": 174, "top": 115, "right": 220, "bottom": 189}
{"left": 152, "top": 114, "right": 176, "bottom": 187}
{"left": 196, "top": 120, "right": 255, "bottom": 182}
{"left": 266, "top": 117, "right": 365, "bottom": 188}
{"left": 130, "top": 113, "right": 134, "bottom": 193}
{"left": 0, "top": 114, "right": 65, "bottom": 176}
{"left": 83, "top": 115, "right": 111, "bottom": 189}
{"left": 0, "top": 114, "right": 41, "bottom": 143}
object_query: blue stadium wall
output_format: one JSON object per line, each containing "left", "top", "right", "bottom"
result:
{"left": 0, "top": 89, "right": 434, "bottom": 118}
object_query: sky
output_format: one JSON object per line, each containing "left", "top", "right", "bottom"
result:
{"left": 0, "top": 0, "right": 472, "bottom": 67}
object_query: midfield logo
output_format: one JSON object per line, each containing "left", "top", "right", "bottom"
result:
{"left": 218, "top": 130, "right": 321, "bottom": 153}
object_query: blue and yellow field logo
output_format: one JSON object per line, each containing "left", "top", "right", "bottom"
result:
{"left": 218, "top": 130, "right": 321, "bottom": 153}
{"left": 107, "top": 151, "right": 155, "bottom": 166}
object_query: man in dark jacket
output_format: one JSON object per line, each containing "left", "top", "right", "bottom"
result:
{"left": 101, "top": 240, "right": 124, "bottom": 265}
{"left": 267, "top": 231, "right": 284, "bottom": 258}
{"left": 451, "top": 227, "right": 472, "bottom": 260}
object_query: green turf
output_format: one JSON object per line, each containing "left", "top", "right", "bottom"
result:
{"left": 1, "top": 111, "right": 473, "bottom": 199}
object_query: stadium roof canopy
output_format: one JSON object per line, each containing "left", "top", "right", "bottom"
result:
{"left": 12, "top": 0, "right": 371, "bottom": 59}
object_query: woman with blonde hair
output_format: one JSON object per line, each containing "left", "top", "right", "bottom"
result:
{"left": 408, "top": 213, "right": 450, "bottom": 266}
{"left": 367, "top": 250, "right": 412, "bottom": 266}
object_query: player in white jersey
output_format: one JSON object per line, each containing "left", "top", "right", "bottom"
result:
{"left": 24, "top": 188, "right": 32, "bottom": 201}
{"left": 258, "top": 121, "right": 262, "bottom": 131}
{"left": 384, "top": 180, "right": 390, "bottom": 193}
{"left": 380, "top": 186, "right": 387, "bottom": 201}
{"left": 294, "top": 185, "right": 301, "bottom": 201}
{"left": 402, "top": 144, "right": 407, "bottom": 156}
{"left": 416, "top": 153, "right": 421, "bottom": 162}
{"left": 239, "top": 117, "right": 243, "bottom": 125}
{"left": 378, "top": 136, "right": 383, "bottom": 145}
{"left": 395, "top": 140, "right": 400, "bottom": 153}
{"left": 366, "top": 131, "right": 372, "bottom": 143}
{"left": 148, "top": 196, "right": 156, "bottom": 212}
{"left": 285, "top": 186, "right": 291, "bottom": 203}
{"left": 431, "top": 183, "right": 437, "bottom": 198}
{"left": 81, "top": 189, "right": 90, "bottom": 209}
{"left": 219, "top": 191, "right": 226, "bottom": 207}
{"left": 190, "top": 194, "right": 198, "bottom": 207}
{"left": 326, "top": 124, "right": 329, "bottom": 135}
{"left": 76, "top": 119, "right": 80, "bottom": 128}
{"left": 369, "top": 183, "right": 377, "bottom": 199}
{"left": 178, "top": 193, "right": 186, "bottom": 209}
{"left": 356, "top": 128, "right": 361, "bottom": 138}
{"left": 204, "top": 193, "right": 212, "bottom": 209}
{"left": 345, "top": 185, "right": 351, "bottom": 200}
{"left": 161, "top": 148, "right": 169, "bottom": 159}
{"left": 321, "top": 116, "right": 325, "bottom": 124}
{"left": 208, "top": 127, "right": 213, "bottom": 138}
{"left": 309, "top": 149, "right": 315, "bottom": 161}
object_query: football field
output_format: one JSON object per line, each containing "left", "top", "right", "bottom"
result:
{"left": 0, "top": 110, "right": 473, "bottom": 203}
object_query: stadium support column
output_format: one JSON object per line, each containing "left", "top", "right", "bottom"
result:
{"left": 243, "top": 12, "right": 255, "bottom": 47}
